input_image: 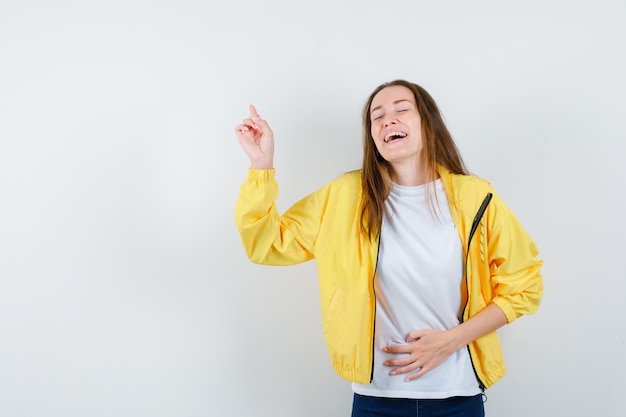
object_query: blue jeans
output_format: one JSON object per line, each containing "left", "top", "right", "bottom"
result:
{"left": 351, "top": 393, "right": 485, "bottom": 417}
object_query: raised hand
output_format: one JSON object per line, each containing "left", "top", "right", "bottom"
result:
{"left": 234, "top": 104, "right": 274, "bottom": 169}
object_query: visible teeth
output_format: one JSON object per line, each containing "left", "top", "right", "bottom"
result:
{"left": 384, "top": 131, "right": 407, "bottom": 143}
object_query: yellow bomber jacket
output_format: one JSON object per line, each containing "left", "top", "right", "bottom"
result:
{"left": 235, "top": 167, "right": 543, "bottom": 388}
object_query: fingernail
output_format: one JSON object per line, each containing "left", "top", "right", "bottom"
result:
{"left": 390, "top": 371, "right": 396, "bottom": 375}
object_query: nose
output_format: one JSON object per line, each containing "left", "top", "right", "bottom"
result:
{"left": 383, "top": 117, "right": 397, "bottom": 127}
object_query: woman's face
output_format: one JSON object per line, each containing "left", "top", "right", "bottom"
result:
{"left": 369, "top": 85, "right": 423, "bottom": 167}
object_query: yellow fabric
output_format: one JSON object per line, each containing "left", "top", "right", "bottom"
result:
{"left": 235, "top": 167, "right": 543, "bottom": 387}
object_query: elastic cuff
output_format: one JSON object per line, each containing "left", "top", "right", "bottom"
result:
{"left": 492, "top": 298, "right": 517, "bottom": 324}
{"left": 248, "top": 168, "right": 276, "bottom": 180}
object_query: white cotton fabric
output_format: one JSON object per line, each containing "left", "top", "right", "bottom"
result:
{"left": 352, "top": 179, "right": 481, "bottom": 399}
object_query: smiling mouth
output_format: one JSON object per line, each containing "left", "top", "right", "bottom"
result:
{"left": 384, "top": 131, "right": 408, "bottom": 143}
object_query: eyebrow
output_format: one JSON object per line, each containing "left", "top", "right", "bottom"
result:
{"left": 370, "top": 99, "right": 413, "bottom": 114}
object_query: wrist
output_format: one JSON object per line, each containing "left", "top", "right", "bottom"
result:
{"left": 250, "top": 161, "right": 274, "bottom": 170}
{"left": 446, "top": 326, "right": 467, "bottom": 352}
{"left": 250, "top": 157, "right": 274, "bottom": 170}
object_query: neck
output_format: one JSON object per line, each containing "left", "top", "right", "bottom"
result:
{"left": 389, "top": 161, "right": 435, "bottom": 186}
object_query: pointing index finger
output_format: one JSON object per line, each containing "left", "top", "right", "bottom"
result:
{"left": 249, "top": 104, "right": 260, "bottom": 119}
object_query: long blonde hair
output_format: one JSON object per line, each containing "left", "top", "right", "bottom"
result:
{"left": 360, "top": 80, "right": 468, "bottom": 239}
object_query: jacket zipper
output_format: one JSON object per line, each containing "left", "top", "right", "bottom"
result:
{"left": 462, "top": 192, "right": 492, "bottom": 390}
{"left": 369, "top": 237, "right": 381, "bottom": 383}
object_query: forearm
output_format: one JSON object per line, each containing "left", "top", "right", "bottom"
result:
{"left": 235, "top": 170, "right": 320, "bottom": 265}
{"left": 448, "top": 303, "right": 508, "bottom": 352}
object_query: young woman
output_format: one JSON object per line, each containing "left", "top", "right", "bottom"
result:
{"left": 234, "top": 80, "right": 543, "bottom": 417}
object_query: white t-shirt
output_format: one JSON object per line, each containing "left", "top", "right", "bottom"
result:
{"left": 352, "top": 179, "right": 481, "bottom": 399}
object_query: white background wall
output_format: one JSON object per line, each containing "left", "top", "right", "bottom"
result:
{"left": 1, "top": 0, "right": 624, "bottom": 416}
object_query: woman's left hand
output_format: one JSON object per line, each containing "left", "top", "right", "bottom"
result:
{"left": 382, "top": 329, "right": 457, "bottom": 381}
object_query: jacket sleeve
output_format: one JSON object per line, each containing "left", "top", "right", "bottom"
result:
{"left": 487, "top": 190, "right": 544, "bottom": 323}
{"left": 234, "top": 168, "right": 324, "bottom": 266}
